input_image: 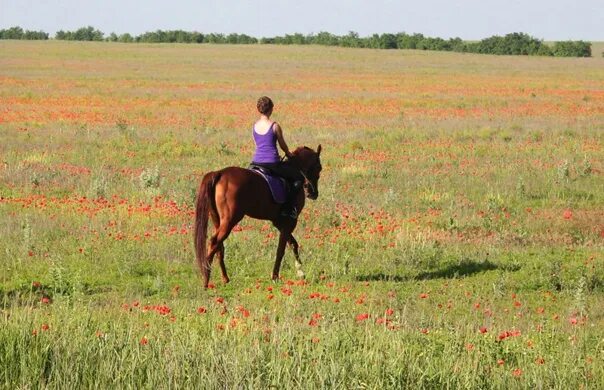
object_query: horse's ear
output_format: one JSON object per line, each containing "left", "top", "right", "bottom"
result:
{"left": 317, "top": 144, "right": 322, "bottom": 156}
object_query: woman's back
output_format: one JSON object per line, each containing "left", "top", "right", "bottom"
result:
{"left": 252, "top": 121, "right": 280, "bottom": 164}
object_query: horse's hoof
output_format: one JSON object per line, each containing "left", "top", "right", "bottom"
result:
{"left": 271, "top": 274, "right": 279, "bottom": 281}
{"left": 296, "top": 270, "right": 305, "bottom": 278}
{"left": 222, "top": 276, "right": 230, "bottom": 284}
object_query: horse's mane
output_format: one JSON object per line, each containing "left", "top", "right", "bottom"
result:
{"left": 292, "top": 146, "right": 313, "bottom": 155}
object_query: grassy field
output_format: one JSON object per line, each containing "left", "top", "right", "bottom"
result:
{"left": 1, "top": 40, "right": 603, "bottom": 389}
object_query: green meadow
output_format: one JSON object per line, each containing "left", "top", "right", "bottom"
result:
{"left": 0, "top": 40, "right": 603, "bottom": 388}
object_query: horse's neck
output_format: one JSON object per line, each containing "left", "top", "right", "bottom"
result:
{"left": 287, "top": 157, "right": 304, "bottom": 172}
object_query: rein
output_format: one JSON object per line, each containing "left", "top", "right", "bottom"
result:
{"left": 285, "top": 154, "right": 318, "bottom": 196}
{"left": 298, "top": 169, "right": 316, "bottom": 195}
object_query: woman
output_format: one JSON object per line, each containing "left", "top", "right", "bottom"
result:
{"left": 251, "top": 96, "right": 303, "bottom": 219}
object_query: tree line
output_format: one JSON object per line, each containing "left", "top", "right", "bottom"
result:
{"left": 0, "top": 26, "right": 592, "bottom": 57}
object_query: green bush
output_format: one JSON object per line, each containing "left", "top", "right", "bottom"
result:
{"left": 552, "top": 41, "right": 591, "bottom": 57}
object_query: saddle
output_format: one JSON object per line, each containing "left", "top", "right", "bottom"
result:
{"left": 249, "top": 164, "right": 288, "bottom": 204}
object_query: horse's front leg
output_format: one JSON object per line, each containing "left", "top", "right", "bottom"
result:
{"left": 288, "top": 234, "right": 304, "bottom": 279}
{"left": 272, "top": 231, "right": 289, "bottom": 281}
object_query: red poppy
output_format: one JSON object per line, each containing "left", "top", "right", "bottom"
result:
{"left": 281, "top": 287, "right": 292, "bottom": 296}
{"left": 356, "top": 313, "right": 370, "bottom": 322}
{"left": 41, "top": 324, "right": 49, "bottom": 331}
{"left": 385, "top": 308, "right": 394, "bottom": 316}
{"left": 479, "top": 326, "right": 488, "bottom": 334}
{"left": 40, "top": 297, "right": 50, "bottom": 304}
{"left": 563, "top": 209, "right": 572, "bottom": 220}
{"left": 512, "top": 368, "right": 522, "bottom": 377}
{"left": 140, "top": 337, "right": 148, "bottom": 345}
{"left": 419, "top": 293, "right": 428, "bottom": 299}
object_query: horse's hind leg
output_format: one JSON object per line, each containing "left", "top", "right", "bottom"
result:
{"left": 216, "top": 242, "right": 228, "bottom": 284}
{"left": 207, "top": 210, "right": 229, "bottom": 284}
{"left": 288, "top": 234, "right": 305, "bottom": 279}
{"left": 207, "top": 215, "right": 240, "bottom": 284}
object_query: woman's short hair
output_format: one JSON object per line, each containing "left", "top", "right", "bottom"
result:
{"left": 257, "top": 96, "right": 274, "bottom": 115}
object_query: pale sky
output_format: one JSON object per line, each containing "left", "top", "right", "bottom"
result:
{"left": 1, "top": 0, "right": 602, "bottom": 41}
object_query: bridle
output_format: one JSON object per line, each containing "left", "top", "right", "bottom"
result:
{"left": 285, "top": 151, "right": 320, "bottom": 198}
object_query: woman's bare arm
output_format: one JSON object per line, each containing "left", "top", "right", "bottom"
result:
{"left": 273, "top": 122, "right": 292, "bottom": 158}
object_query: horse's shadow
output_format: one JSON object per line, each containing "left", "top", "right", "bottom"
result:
{"left": 356, "top": 259, "right": 501, "bottom": 282}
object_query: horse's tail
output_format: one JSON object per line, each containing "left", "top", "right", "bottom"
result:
{"left": 194, "top": 171, "right": 220, "bottom": 285}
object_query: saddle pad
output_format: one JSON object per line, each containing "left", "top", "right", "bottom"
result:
{"left": 249, "top": 167, "right": 287, "bottom": 204}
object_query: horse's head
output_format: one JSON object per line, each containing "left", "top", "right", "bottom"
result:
{"left": 291, "top": 145, "right": 322, "bottom": 200}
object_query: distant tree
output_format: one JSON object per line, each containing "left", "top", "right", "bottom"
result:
{"left": 107, "top": 32, "right": 118, "bottom": 42}
{"left": 341, "top": 31, "right": 362, "bottom": 48}
{"left": 55, "top": 30, "right": 68, "bottom": 40}
{"left": 0, "top": 26, "right": 24, "bottom": 39}
{"left": 552, "top": 41, "right": 591, "bottom": 57}
{"left": 204, "top": 33, "right": 226, "bottom": 44}
{"left": 379, "top": 33, "right": 397, "bottom": 49}
{"left": 119, "top": 33, "right": 133, "bottom": 43}
{"left": 312, "top": 31, "right": 339, "bottom": 46}
{"left": 191, "top": 32, "right": 204, "bottom": 43}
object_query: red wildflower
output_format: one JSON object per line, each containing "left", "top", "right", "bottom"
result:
{"left": 563, "top": 209, "right": 573, "bottom": 220}
{"left": 40, "top": 297, "right": 50, "bottom": 304}
{"left": 139, "top": 337, "right": 148, "bottom": 345}
{"left": 32, "top": 281, "right": 41, "bottom": 288}
{"left": 281, "top": 287, "right": 292, "bottom": 296}
{"left": 385, "top": 308, "right": 394, "bottom": 316}
{"left": 419, "top": 293, "right": 428, "bottom": 299}
{"left": 197, "top": 306, "right": 207, "bottom": 314}
{"left": 356, "top": 313, "right": 370, "bottom": 322}
{"left": 497, "top": 359, "right": 505, "bottom": 366}
{"left": 479, "top": 326, "right": 488, "bottom": 334}
{"left": 512, "top": 368, "right": 522, "bottom": 377}
{"left": 41, "top": 324, "right": 49, "bottom": 331}
{"left": 535, "top": 357, "right": 545, "bottom": 365}
{"left": 215, "top": 297, "right": 224, "bottom": 304}
{"left": 569, "top": 317, "right": 578, "bottom": 325}
{"left": 267, "top": 294, "right": 274, "bottom": 300}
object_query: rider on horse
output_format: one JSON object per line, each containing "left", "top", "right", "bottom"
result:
{"left": 250, "top": 96, "right": 304, "bottom": 219}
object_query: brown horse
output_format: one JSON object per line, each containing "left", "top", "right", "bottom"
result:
{"left": 194, "top": 145, "right": 322, "bottom": 288}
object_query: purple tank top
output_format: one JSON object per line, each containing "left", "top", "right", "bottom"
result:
{"left": 252, "top": 122, "right": 280, "bottom": 163}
